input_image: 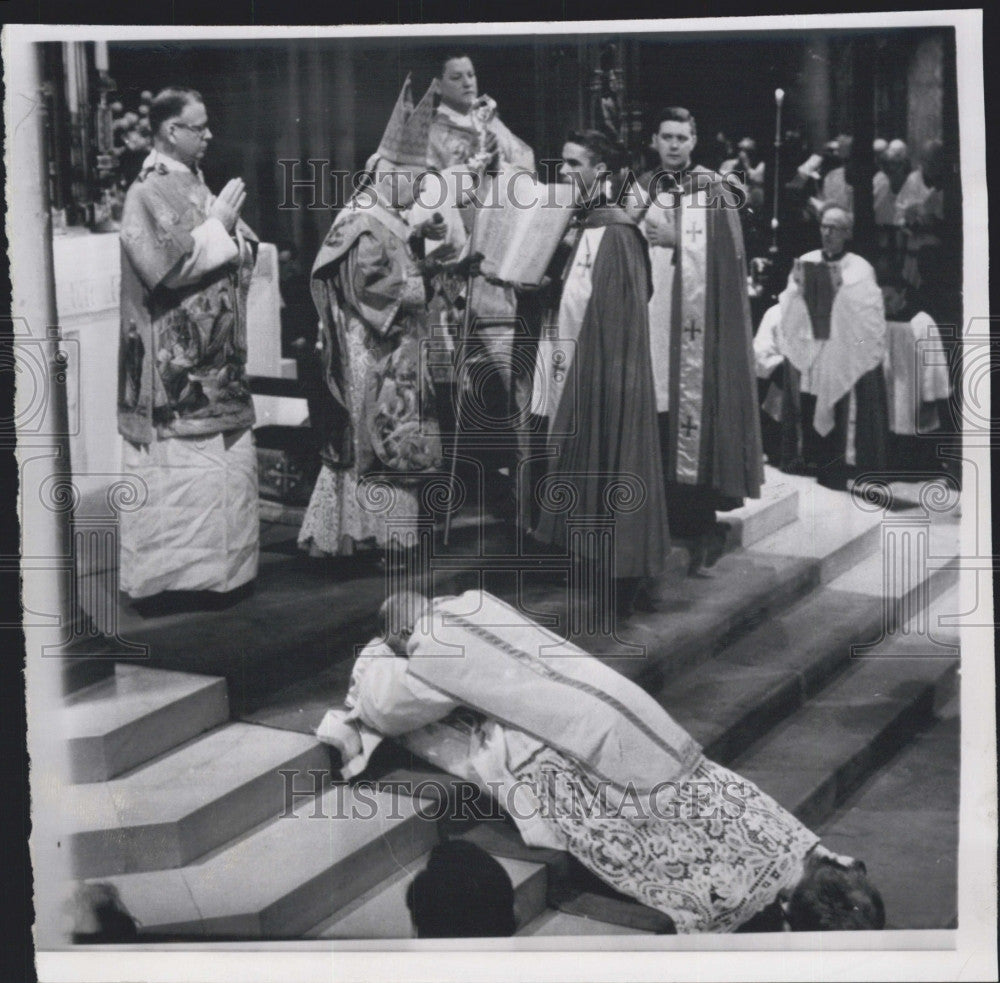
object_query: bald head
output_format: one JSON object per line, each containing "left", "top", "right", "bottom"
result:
{"left": 380, "top": 591, "right": 431, "bottom": 656}
{"left": 820, "top": 204, "right": 853, "bottom": 230}
{"left": 819, "top": 204, "right": 852, "bottom": 258}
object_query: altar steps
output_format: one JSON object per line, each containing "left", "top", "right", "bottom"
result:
{"left": 66, "top": 474, "right": 959, "bottom": 938}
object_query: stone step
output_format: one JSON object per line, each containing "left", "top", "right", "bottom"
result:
{"left": 60, "top": 655, "right": 117, "bottom": 696}
{"left": 95, "top": 786, "right": 440, "bottom": 937}
{"left": 824, "top": 512, "right": 961, "bottom": 650}
{"left": 64, "top": 664, "right": 228, "bottom": 783}
{"left": 719, "top": 466, "right": 800, "bottom": 549}
{"left": 749, "top": 479, "right": 885, "bottom": 584}
{"left": 242, "top": 493, "right": 873, "bottom": 738}
{"left": 814, "top": 703, "right": 959, "bottom": 929}
{"left": 305, "top": 848, "right": 547, "bottom": 939}
{"left": 729, "top": 653, "right": 958, "bottom": 830}
{"left": 809, "top": 577, "right": 961, "bottom": 930}
{"left": 660, "top": 520, "right": 960, "bottom": 766}
{"left": 661, "top": 588, "right": 887, "bottom": 765}
{"left": 66, "top": 723, "right": 328, "bottom": 878}
{"left": 518, "top": 909, "right": 655, "bottom": 936}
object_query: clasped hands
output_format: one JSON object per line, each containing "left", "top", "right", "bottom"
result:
{"left": 208, "top": 178, "right": 246, "bottom": 234}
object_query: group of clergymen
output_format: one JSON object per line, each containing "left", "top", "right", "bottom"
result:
{"left": 110, "top": 59, "right": 896, "bottom": 938}
{"left": 115, "top": 53, "right": 952, "bottom": 622}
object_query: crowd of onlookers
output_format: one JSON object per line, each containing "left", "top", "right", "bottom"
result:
{"left": 702, "top": 129, "right": 959, "bottom": 488}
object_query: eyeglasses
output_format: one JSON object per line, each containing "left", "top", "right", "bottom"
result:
{"left": 173, "top": 121, "right": 210, "bottom": 136}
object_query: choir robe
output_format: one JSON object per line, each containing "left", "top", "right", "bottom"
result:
{"left": 776, "top": 250, "right": 889, "bottom": 479}
{"left": 641, "top": 168, "right": 763, "bottom": 532}
{"left": 529, "top": 204, "right": 670, "bottom": 579}
{"left": 316, "top": 591, "right": 820, "bottom": 934}
{"left": 883, "top": 311, "right": 952, "bottom": 474}
{"left": 117, "top": 150, "right": 260, "bottom": 598}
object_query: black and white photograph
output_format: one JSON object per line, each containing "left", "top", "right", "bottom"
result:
{"left": 3, "top": 11, "right": 994, "bottom": 982}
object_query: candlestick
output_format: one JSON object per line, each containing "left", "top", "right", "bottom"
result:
{"left": 63, "top": 42, "right": 79, "bottom": 113}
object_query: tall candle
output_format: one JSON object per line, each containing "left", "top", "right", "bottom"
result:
{"left": 94, "top": 42, "right": 109, "bottom": 73}
{"left": 63, "top": 42, "right": 78, "bottom": 113}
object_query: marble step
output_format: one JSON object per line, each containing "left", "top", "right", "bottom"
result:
{"left": 305, "top": 848, "right": 547, "bottom": 939}
{"left": 814, "top": 699, "right": 959, "bottom": 929}
{"left": 518, "top": 909, "right": 655, "bottom": 936}
{"left": 719, "top": 465, "right": 801, "bottom": 549}
{"left": 749, "top": 479, "right": 886, "bottom": 585}
{"left": 94, "top": 786, "right": 440, "bottom": 938}
{"left": 729, "top": 652, "right": 958, "bottom": 830}
{"left": 60, "top": 655, "right": 117, "bottom": 695}
{"left": 67, "top": 722, "right": 329, "bottom": 878}
{"left": 660, "top": 523, "right": 960, "bottom": 766}
{"left": 64, "top": 664, "right": 228, "bottom": 783}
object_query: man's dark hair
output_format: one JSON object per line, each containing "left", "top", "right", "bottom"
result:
{"left": 566, "top": 128, "right": 621, "bottom": 171}
{"left": 149, "top": 87, "right": 203, "bottom": 137}
{"left": 654, "top": 106, "right": 697, "bottom": 137}
{"left": 405, "top": 839, "right": 516, "bottom": 938}
{"left": 439, "top": 51, "right": 474, "bottom": 78}
{"left": 785, "top": 855, "right": 886, "bottom": 931}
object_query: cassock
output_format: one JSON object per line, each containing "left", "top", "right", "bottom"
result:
{"left": 316, "top": 590, "right": 819, "bottom": 934}
{"left": 776, "top": 250, "right": 889, "bottom": 485}
{"left": 641, "top": 168, "right": 763, "bottom": 539}
{"left": 117, "top": 150, "right": 259, "bottom": 598}
{"left": 529, "top": 203, "right": 670, "bottom": 580}
{"left": 298, "top": 192, "right": 442, "bottom": 557}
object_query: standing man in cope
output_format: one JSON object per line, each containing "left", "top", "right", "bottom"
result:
{"left": 117, "top": 87, "right": 259, "bottom": 602}
{"left": 531, "top": 130, "right": 669, "bottom": 617}
{"left": 635, "top": 107, "right": 763, "bottom": 575}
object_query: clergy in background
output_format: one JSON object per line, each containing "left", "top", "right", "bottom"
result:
{"left": 530, "top": 129, "right": 669, "bottom": 617}
{"left": 776, "top": 204, "right": 889, "bottom": 490}
{"left": 117, "top": 87, "right": 259, "bottom": 601}
{"left": 297, "top": 76, "right": 444, "bottom": 563}
{"left": 633, "top": 107, "right": 763, "bottom": 575}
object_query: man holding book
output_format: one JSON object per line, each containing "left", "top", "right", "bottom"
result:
{"left": 528, "top": 129, "right": 669, "bottom": 617}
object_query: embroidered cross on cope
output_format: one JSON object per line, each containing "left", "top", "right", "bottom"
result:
{"left": 684, "top": 318, "right": 702, "bottom": 342}
{"left": 685, "top": 223, "right": 701, "bottom": 245}
{"left": 576, "top": 240, "right": 594, "bottom": 272}
{"left": 680, "top": 414, "right": 698, "bottom": 438}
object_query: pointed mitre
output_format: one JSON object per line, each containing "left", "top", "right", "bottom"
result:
{"left": 377, "top": 74, "right": 440, "bottom": 168}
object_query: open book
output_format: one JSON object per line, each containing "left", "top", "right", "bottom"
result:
{"left": 471, "top": 173, "right": 575, "bottom": 286}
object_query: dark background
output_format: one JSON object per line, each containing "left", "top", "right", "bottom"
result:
{"left": 97, "top": 27, "right": 957, "bottom": 261}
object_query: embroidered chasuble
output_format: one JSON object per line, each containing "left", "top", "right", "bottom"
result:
{"left": 298, "top": 195, "right": 442, "bottom": 557}
{"left": 117, "top": 151, "right": 260, "bottom": 598}
{"left": 118, "top": 152, "right": 258, "bottom": 443}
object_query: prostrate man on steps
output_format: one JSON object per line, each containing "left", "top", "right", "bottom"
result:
{"left": 316, "top": 590, "right": 886, "bottom": 934}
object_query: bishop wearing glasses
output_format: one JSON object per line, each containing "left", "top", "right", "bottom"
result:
{"left": 117, "top": 86, "right": 260, "bottom": 602}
